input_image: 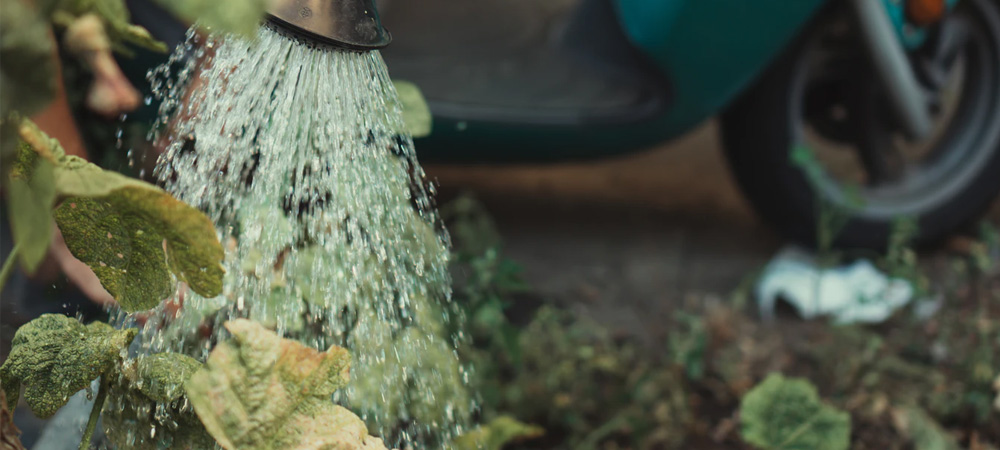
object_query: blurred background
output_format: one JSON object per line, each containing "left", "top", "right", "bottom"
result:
{"left": 3, "top": 0, "right": 999, "bottom": 448}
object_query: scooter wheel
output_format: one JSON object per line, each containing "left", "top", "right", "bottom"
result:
{"left": 721, "top": 0, "right": 1000, "bottom": 249}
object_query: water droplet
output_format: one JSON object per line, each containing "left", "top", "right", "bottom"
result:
{"left": 128, "top": 25, "right": 475, "bottom": 448}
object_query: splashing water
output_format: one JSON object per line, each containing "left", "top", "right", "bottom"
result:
{"left": 115, "top": 25, "right": 472, "bottom": 448}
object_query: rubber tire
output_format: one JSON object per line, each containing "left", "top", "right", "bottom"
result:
{"left": 719, "top": 8, "right": 1000, "bottom": 250}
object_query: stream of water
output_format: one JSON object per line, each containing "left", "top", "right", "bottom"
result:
{"left": 115, "top": 25, "right": 471, "bottom": 448}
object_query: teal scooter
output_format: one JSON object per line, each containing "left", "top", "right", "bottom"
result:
{"left": 375, "top": 0, "right": 1000, "bottom": 248}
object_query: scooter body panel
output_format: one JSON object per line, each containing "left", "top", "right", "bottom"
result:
{"left": 409, "top": 0, "right": 827, "bottom": 163}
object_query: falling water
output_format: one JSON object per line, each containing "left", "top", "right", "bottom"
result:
{"left": 113, "top": 25, "right": 472, "bottom": 448}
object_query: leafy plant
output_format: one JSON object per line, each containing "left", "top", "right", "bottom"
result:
{"left": 185, "top": 319, "right": 389, "bottom": 450}
{"left": 740, "top": 373, "right": 851, "bottom": 450}
{"left": 0, "top": 314, "right": 135, "bottom": 418}
{"left": 0, "top": 2, "right": 402, "bottom": 449}
{"left": 101, "top": 352, "right": 214, "bottom": 450}
{"left": 452, "top": 415, "right": 544, "bottom": 450}
{"left": 393, "top": 80, "right": 433, "bottom": 138}
{"left": 891, "top": 406, "right": 962, "bottom": 450}
{"left": 790, "top": 145, "right": 864, "bottom": 256}
{"left": 0, "top": 1, "right": 57, "bottom": 161}
{"left": 150, "top": 0, "right": 270, "bottom": 38}
{"left": 0, "top": 314, "right": 138, "bottom": 449}
{"left": 1, "top": 314, "right": 393, "bottom": 450}
{"left": 0, "top": 314, "right": 212, "bottom": 449}
{"left": 1, "top": 120, "right": 225, "bottom": 311}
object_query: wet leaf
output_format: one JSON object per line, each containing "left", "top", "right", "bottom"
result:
{"left": 0, "top": 314, "right": 136, "bottom": 418}
{"left": 0, "top": 0, "right": 57, "bottom": 119}
{"left": 185, "top": 319, "right": 390, "bottom": 450}
{"left": 54, "top": 186, "right": 225, "bottom": 311}
{"left": 393, "top": 80, "right": 432, "bottom": 138}
{"left": 103, "top": 354, "right": 216, "bottom": 450}
{"left": 453, "top": 415, "right": 544, "bottom": 450}
{"left": 151, "top": 0, "right": 269, "bottom": 38}
{"left": 7, "top": 142, "right": 56, "bottom": 273}
{"left": 740, "top": 373, "right": 850, "bottom": 450}
{"left": 15, "top": 121, "right": 226, "bottom": 311}
{"left": 135, "top": 353, "right": 202, "bottom": 403}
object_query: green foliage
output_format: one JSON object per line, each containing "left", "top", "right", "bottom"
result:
{"left": 7, "top": 143, "right": 56, "bottom": 272}
{"left": 442, "top": 193, "right": 529, "bottom": 359}
{"left": 102, "top": 352, "right": 215, "bottom": 450}
{"left": 54, "top": 187, "right": 225, "bottom": 311}
{"left": 452, "top": 415, "right": 544, "bottom": 450}
{"left": 347, "top": 321, "right": 472, "bottom": 435}
{"left": 11, "top": 120, "right": 226, "bottom": 311}
{"left": 667, "top": 311, "right": 708, "bottom": 380}
{"left": 45, "top": 0, "right": 167, "bottom": 54}
{"left": 883, "top": 216, "right": 927, "bottom": 293}
{"left": 892, "top": 406, "right": 962, "bottom": 450}
{"left": 0, "top": 314, "right": 136, "bottom": 418}
{"left": 466, "top": 305, "right": 692, "bottom": 450}
{"left": 0, "top": 1, "right": 57, "bottom": 121}
{"left": 740, "top": 373, "right": 851, "bottom": 450}
{"left": 393, "top": 80, "right": 432, "bottom": 138}
{"left": 185, "top": 319, "right": 388, "bottom": 450}
{"left": 444, "top": 194, "right": 692, "bottom": 449}
{"left": 972, "top": 221, "right": 999, "bottom": 273}
{"left": 150, "top": 0, "right": 269, "bottom": 38}
{"left": 134, "top": 353, "right": 202, "bottom": 403}
{"left": 790, "top": 145, "right": 864, "bottom": 254}
{"left": 102, "top": 382, "right": 216, "bottom": 450}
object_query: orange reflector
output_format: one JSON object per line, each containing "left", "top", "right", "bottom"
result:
{"left": 907, "top": 0, "right": 947, "bottom": 26}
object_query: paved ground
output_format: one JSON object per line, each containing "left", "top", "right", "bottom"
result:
{"left": 426, "top": 121, "right": 782, "bottom": 336}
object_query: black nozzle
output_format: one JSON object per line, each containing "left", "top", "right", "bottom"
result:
{"left": 267, "top": 0, "right": 391, "bottom": 50}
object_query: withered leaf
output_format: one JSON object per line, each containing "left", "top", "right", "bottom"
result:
{"left": 185, "top": 319, "right": 390, "bottom": 450}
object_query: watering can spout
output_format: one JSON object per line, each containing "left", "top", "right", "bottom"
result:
{"left": 267, "top": 0, "right": 391, "bottom": 50}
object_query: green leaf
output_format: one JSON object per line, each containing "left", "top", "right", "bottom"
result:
{"left": 740, "top": 373, "right": 851, "bottom": 450}
{"left": 453, "top": 415, "right": 544, "bottom": 450}
{"left": 0, "top": 314, "right": 136, "bottom": 418}
{"left": 48, "top": 0, "right": 166, "bottom": 54}
{"left": 0, "top": 0, "right": 57, "bottom": 119}
{"left": 135, "top": 353, "right": 202, "bottom": 403}
{"left": 185, "top": 319, "right": 389, "bottom": 450}
{"left": 15, "top": 120, "right": 225, "bottom": 311}
{"left": 103, "top": 358, "right": 217, "bottom": 450}
{"left": 393, "top": 80, "right": 433, "bottom": 138}
{"left": 891, "top": 406, "right": 961, "bottom": 450}
{"left": 53, "top": 185, "right": 225, "bottom": 311}
{"left": 7, "top": 142, "right": 56, "bottom": 273}
{"left": 151, "top": 0, "right": 269, "bottom": 38}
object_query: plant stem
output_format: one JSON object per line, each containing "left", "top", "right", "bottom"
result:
{"left": 79, "top": 375, "right": 108, "bottom": 450}
{"left": 0, "top": 243, "right": 21, "bottom": 293}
